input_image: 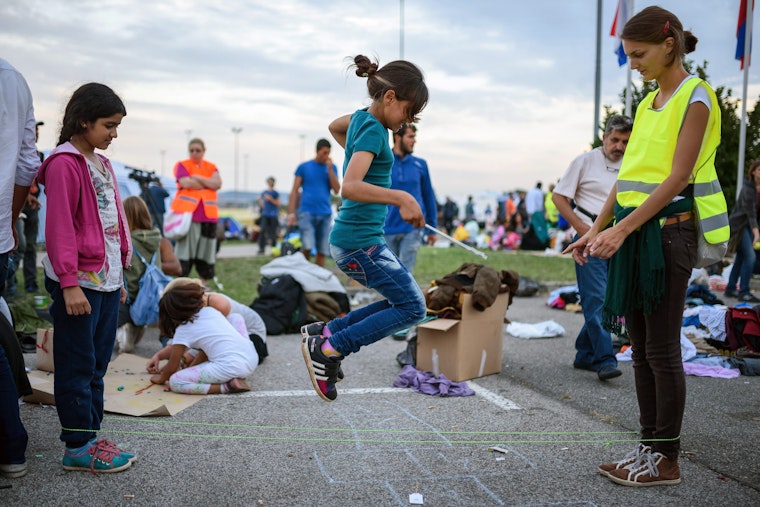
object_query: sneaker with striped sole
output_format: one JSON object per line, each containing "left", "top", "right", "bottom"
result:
{"left": 300, "top": 322, "right": 344, "bottom": 382}
{"left": 301, "top": 335, "right": 342, "bottom": 402}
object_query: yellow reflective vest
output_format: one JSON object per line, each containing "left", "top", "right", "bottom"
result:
{"left": 617, "top": 77, "right": 728, "bottom": 244}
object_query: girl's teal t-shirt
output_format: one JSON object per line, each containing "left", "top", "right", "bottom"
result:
{"left": 329, "top": 109, "right": 393, "bottom": 249}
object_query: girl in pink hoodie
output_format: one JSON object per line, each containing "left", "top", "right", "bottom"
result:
{"left": 37, "top": 83, "right": 135, "bottom": 474}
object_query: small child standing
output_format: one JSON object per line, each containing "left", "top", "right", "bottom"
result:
{"left": 302, "top": 55, "right": 429, "bottom": 402}
{"left": 152, "top": 283, "right": 258, "bottom": 394}
{"left": 38, "top": 83, "right": 135, "bottom": 473}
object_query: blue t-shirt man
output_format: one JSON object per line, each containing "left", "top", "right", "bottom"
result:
{"left": 287, "top": 138, "right": 340, "bottom": 266}
{"left": 383, "top": 125, "right": 438, "bottom": 273}
{"left": 260, "top": 188, "right": 279, "bottom": 217}
{"left": 330, "top": 109, "right": 393, "bottom": 249}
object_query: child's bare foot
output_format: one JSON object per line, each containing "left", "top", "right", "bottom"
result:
{"left": 226, "top": 378, "right": 250, "bottom": 393}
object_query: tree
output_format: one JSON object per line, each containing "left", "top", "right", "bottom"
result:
{"left": 596, "top": 60, "right": 760, "bottom": 205}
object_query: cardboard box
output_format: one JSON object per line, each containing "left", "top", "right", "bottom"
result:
{"left": 416, "top": 292, "right": 509, "bottom": 382}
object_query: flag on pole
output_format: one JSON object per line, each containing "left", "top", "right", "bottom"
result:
{"left": 610, "top": 0, "right": 632, "bottom": 66}
{"left": 736, "top": 0, "right": 754, "bottom": 70}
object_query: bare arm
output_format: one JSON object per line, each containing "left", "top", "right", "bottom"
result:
{"left": 264, "top": 192, "right": 280, "bottom": 206}
{"left": 205, "top": 292, "right": 231, "bottom": 316}
{"left": 326, "top": 158, "right": 341, "bottom": 194}
{"left": 11, "top": 184, "right": 30, "bottom": 249}
{"left": 146, "top": 343, "right": 174, "bottom": 373}
{"left": 286, "top": 176, "right": 303, "bottom": 226}
{"left": 188, "top": 349, "right": 208, "bottom": 367}
{"left": 342, "top": 151, "right": 424, "bottom": 227}
{"left": 563, "top": 185, "right": 618, "bottom": 264}
{"left": 151, "top": 343, "right": 186, "bottom": 384}
{"left": 329, "top": 115, "right": 351, "bottom": 148}
{"left": 551, "top": 192, "right": 589, "bottom": 237}
{"left": 159, "top": 237, "right": 183, "bottom": 276}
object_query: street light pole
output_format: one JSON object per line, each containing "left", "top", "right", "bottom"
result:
{"left": 244, "top": 153, "right": 249, "bottom": 192}
{"left": 399, "top": 0, "right": 405, "bottom": 59}
{"left": 232, "top": 127, "right": 242, "bottom": 202}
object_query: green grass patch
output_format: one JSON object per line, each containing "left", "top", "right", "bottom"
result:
{"left": 211, "top": 245, "right": 577, "bottom": 304}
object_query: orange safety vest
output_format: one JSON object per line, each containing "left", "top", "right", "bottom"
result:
{"left": 170, "top": 159, "right": 219, "bottom": 219}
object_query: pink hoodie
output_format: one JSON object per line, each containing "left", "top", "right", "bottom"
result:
{"left": 37, "top": 142, "right": 132, "bottom": 289}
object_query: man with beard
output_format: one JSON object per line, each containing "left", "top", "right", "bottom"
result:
{"left": 552, "top": 114, "right": 632, "bottom": 381}
{"left": 383, "top": 125, "right": 438, "bottom": 274}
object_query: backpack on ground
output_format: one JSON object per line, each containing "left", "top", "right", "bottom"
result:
{"left": 129, "top": 249, "right": 172, "bottom": 327}
{"left": 724, "top": 306, "right": 760, "bottom": 353}
{"left": 250, "top": 275, "right": 308, "bottom": 335}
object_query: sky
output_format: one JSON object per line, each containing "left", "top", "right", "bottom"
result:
{"left": 2, "top": 0, "right": 758, "bottom": 204}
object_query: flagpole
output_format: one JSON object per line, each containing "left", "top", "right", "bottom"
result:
{"left": 737, "top": 0, "right": 754, "bottom": 199}
{"left": 624, "top": 0, "right": 634, "bottom": 116}
{"left": 593, "top": 0, "right": 602, "bottom": 141}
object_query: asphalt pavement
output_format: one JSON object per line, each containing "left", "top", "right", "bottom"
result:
{"left": 6, "top": 244, "right": 760, "bottom": 506}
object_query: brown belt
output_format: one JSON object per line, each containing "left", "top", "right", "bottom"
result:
{"left": 663, "top": 211, "right": 693, "bottom": 226}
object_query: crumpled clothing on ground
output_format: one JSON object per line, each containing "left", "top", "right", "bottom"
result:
{"left": 683, "top": 362, "right": 740, "bottom": 379}
{"left": 616, "top": 330, "right": 696, "bottom": 362}
{"left": 506, "top": 320, "right": 565, "bottom": 339}
{"left": 392, "top": 365, "right": 475, "bottom": 397}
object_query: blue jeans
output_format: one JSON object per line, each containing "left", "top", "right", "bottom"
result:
{"left": 45, "top": 277, "right": 121, "bottom": 446}
{"left": 574, "top": 245, "right": 616, "bottom": 370}
{"left": 0, "top": 251, "right": 8, "bottom": 296}
{"left": 384, "top": 229, "right": 423, "bottom": 273}
{"left": 727, "top": 225, "right": 756, "bottom": 295}
{"left": 327, "top": 244, "right": 426, "bottom": 355}
{"left": 0, "top": 341, "right": 28, "bottom": 465}
{"left": 298, "top": 212, "right": 331, "bottom": 256}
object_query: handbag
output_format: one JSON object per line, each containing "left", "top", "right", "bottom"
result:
{"left": 163, "top": 209, "right": 192, "bottom": 240}
{"left": 694, "top": 207, "right": 728, "bottom": 269}
{"left": 692, "top": 154, "right": 728, "bottom": 268}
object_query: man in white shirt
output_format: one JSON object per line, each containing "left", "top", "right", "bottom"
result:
{"left": 0, "top": 57, "right": 40, "bottom": 479}
{"left": 525, "top": 182, "right": 545, "bottom": 216}
{"left": 552, "top": 114, "right": 632, "bottom": 381}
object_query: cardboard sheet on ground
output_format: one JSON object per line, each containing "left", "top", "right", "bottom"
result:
{"left": 24, "top": 353, "right": 206, "bottom": 417}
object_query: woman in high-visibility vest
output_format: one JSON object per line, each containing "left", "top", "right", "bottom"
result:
{"left": 169, "top": 138, "right": 222, "bottom": 285}
{"left": 565, "top": 6, "right": 727, "bottom": 487}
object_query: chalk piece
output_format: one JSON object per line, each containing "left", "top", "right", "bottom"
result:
{"left": 124, "top": 494, "right": 135, "bottom": 499}
{"left": 488, "top": 446, "right": 509, "bottom": 454}
{"left": 117, "top": 386, "right": 125, "bottom": 391}
{"left": 496, "top": 457, "right": 506, "bottom": 461}
{"left": 409, "top": 492, "right": 423, "bottom": 505}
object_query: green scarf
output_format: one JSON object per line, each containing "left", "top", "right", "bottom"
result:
{"left": 602, "top": 197, "right": 694, "bottom": 335}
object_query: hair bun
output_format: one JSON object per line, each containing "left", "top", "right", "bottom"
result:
{"left": 354, "top": 55, "right": 379, "bottom": 78}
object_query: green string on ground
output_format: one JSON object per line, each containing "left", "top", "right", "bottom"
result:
{"left": 60, "top": 418, "right": 679, "bottom": 446}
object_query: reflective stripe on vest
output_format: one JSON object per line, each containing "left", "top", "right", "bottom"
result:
{"left": 617, "top": 77, "right": 728, "bottom": 244}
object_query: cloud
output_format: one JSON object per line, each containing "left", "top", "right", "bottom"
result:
{"left": 1, "top": 0, "right": 757, "bottom": 199}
